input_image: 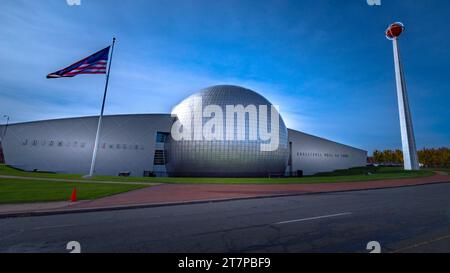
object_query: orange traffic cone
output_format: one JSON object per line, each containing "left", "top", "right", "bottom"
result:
{"left": 70, "top": 187, "right": 77, "bottom": 202}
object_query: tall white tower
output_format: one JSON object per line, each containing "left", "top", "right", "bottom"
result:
{"left": 386, "top": 22, "right": 420, "bottom": 170}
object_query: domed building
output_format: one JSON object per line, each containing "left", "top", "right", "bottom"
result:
{"left": 166, "top": 85, "right": 289, "bottom": 177}
{"left": 0, "top": 85, "right": 367, "bottom": 177}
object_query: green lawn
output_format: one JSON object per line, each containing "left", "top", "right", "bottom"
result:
{"left": 135, "top": 169, "right": 433, "bottom": 184}
{"left": 56, "top": 166, "right": 434, "bottom": 184}
{"left": 0, "top": 178, "right": 148, "bottom": 204}
{"left": 0, "top": 164, "right": 435, "bottom": 185}
{"left": 0, "top": 165, "right": 437, "bottom": 204}
{"left": 0, "top": 164, "right": 157, "bottom": 182}
{"left": 0, "top": 165, "right": 84, "bottom": 180}
{"left": 423, "top": 168, "right": 450, "bottom": 173}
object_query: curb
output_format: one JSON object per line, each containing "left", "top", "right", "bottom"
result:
{"left": 1, "top": 179, "right": 449, "bottom": 219}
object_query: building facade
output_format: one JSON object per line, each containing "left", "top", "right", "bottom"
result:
{"left": 0, "top": 114, "right": 172, "bottom": 176}
{"left": 287, "top": 129, "right": 368, "bottom": 176}
{"left": 0, "top": 85, "right": 367, "bottom": 177}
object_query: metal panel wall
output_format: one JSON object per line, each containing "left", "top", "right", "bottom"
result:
{"left": 2, "top": 116, "right": 368, "bottom": 178}
{"left": 1, "top": 114, "right": 173, "bottom": 176}
{"left": 166, "top": 85, "right": 289, "bottom": 177}
{"left": 288, "top": 129, "right": 367, "bottom": 175}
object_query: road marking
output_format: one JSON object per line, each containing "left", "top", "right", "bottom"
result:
{"left": 273, "top": 212, "right": 352, "bottom": 225}
{"left": 32, "top": 224, "right": 78, "bottom": 231}
{"left": 391, "top": 233, "right": 450, "bottom": 253}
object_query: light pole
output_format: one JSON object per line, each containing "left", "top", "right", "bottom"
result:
{"left": 1, "top": 115, "right": 9, "bottom": 141}
{"left": 385, "top": 22, "right": 420, "bottom": 170}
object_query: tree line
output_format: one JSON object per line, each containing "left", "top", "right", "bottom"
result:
{"left": 372, "top": 148, "right": 450, "bottom": 168}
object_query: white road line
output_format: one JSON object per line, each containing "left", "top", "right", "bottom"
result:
{"left": 391, "top": 233, "right": 450, "bottom": 253}
{"left": 32, "top": 224, "right": 78, "bottom": 231}
{"left": 273, "top": 212, "right": 352, "bottom": 225}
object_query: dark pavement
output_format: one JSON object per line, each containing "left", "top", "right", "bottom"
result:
{"left": 1, "top": 182, "right": 450, "bottom": 253}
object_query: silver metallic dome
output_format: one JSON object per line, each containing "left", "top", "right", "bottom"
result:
{"left": 166, "top": 85, "right": 289, "bottom": 177}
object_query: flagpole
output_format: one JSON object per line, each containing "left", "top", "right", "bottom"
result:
{"left": 87, "top": 37, "right": 116, "bottom": 177}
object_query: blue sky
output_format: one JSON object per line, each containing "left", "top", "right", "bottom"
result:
{"left": 0, "top": 0, "right": 449, "bottom": 153}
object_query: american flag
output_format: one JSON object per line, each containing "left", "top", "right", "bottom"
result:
{"left": 47, "top": 46, "right": 110, "bottom": 78}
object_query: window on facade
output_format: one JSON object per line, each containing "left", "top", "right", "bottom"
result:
{"left": 156, "top": 132, "right": 170, "bottom": 143}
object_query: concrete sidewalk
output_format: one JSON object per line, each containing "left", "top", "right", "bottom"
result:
{"left": 1, "top": 172, "right": 449, "bottom": 218}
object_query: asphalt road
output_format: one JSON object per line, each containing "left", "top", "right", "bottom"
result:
{"left": 1, "top": 182, "right": 450, "bottom": 253}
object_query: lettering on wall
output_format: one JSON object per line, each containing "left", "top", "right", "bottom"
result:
{"left": 20, "top": 139, "right": 144, "bottom": 151}
{"left": 297, "top": 151, "right": 350, "bottom": 159}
